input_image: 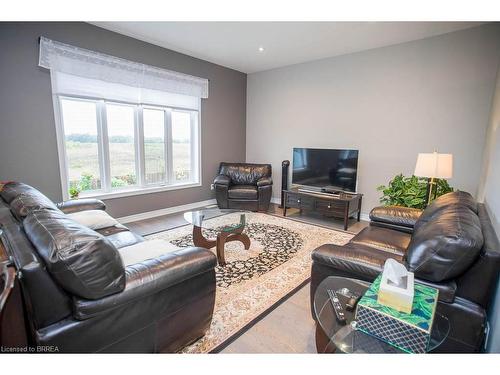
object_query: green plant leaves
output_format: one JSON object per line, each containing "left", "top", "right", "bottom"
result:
{"left": 69, "top": 186, "right": 80, "bottom": 199}
{"left": 378, "top": 174, "right": 454, "bottom": 209}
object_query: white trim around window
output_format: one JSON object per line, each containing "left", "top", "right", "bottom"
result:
{"left": 53, "top": 94, "right": 202, "bottom": 201}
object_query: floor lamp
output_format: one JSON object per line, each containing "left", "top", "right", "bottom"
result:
{"left": 414, "top": 152, "right": 453, "bottom": 206}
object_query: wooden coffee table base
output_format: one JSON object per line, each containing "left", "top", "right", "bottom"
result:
{"left": 192, "top": 225, "right": 250, "bottom": 266}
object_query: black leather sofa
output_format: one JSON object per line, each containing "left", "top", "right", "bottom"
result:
{"left": 0, "top": 182, "right": 217, "bottom": 353}
{"left": 214, "top": 162, "right": 273, "bottom": 212}
{"left": 310, "top": 191, "right": 500, "bottom": 353}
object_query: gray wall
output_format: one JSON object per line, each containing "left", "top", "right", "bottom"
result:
{"left": 480, "top": 60, "right": 500, "bottom": 353}
{"left": 0, "top": 22, "right": 247, "bottom": 217}
{"left": 246, "top": 24, "right": 500, "bottom": 216}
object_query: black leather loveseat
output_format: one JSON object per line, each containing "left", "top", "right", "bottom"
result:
{"left": 0, "top": 182, "right": 217, "bottom": 353}
{"left": 214, "top": 162, "right": 273, "bottom": 212}
{"left": 310, "top": 191, "right": 500, "bottom": 353}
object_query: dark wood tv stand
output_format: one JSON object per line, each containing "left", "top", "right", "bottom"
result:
{"left": 283, "top": 188, "right": 363, "bottom": 231}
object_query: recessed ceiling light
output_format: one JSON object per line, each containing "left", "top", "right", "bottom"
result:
{"left": 258, "top": 46, "right": 264, "bottom": 52}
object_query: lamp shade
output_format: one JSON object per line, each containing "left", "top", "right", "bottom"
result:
{"left": 414, "top": 152, "right": 453, "bottom": 179}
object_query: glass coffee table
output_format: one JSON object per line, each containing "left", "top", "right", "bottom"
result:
{"left": 313, "top": 276, "right": 450, "bottom": 353}
{"left": 183, "top": 208, "right": 251, "bottom": 266}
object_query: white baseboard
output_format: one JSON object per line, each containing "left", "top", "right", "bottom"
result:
{"left": 360, "top": 213, "right": 370, "bottom": 222}
{"left": 271, "top": 196, "right": 370, "bottom": 222}
{"left": 118, "top": 199, "right": 217, "bottom": 224}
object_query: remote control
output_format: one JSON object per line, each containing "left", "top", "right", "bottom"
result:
{"left": 337, "top": 287, "right": 359, "bottom": 300}
{"left": 346, "top": 297, "right": 360, "bottom": 311}
{"left": 337, "top": 288, "right": 361, "bottom": 311}
{"left": 327, "top": 289, "right": 346, "bottom": 324}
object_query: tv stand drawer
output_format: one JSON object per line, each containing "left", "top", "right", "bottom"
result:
{"left": 286, "top": 193, "right": 314, "bottom": 210}
{"left": 283, "top": 188, "right": 362, "bottom": 230}
{"left": 315, "top": 200, "right": 346, "bottom": 215}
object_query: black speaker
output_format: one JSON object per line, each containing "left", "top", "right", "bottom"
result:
{"left": 280, "top": 160, "right": 290, "bottom": 208}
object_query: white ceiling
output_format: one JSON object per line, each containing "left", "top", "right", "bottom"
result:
{"left": 92, "top": 22, "right": 483, "bottom": 73}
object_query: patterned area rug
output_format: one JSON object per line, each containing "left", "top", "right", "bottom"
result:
{"left": 146, "top": 212, "right": 353, "bottom": 353}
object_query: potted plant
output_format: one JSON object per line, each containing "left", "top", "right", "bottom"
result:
{"left": 377, "top": 174, "right": 453, "bottom": 209}
{"left": 69, "top": 186, "right": 81, "bottom": 199}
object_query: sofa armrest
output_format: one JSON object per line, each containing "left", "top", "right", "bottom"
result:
{"left": 214, "top": 174, "right": 231, "bottom": 186}
{"left": 312, "top": 243, "right": 389, "bottom": 280}
{"left": 312, "top": 243, "right": 456, "bottom": 303}
{"left": 56, "top": 198, "right": 106, "bottom": 214}
{"left": 415, "top": 278, "right": 456, "bottom": 303}
{"left": 73, "top": 247, "right": 217, "bottom": 320}
{"left": 257, "top": 177, "right": 273, "bottom": 187}
{"left": 369, "top": 206, "right": 422, "bottom": 229}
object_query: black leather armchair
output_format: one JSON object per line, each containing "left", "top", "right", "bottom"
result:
{"left": 310, "top": 192, "right": 500, "bottom": 353}
{"left": 214, "top": 162, "right": 273, "bottom": 212}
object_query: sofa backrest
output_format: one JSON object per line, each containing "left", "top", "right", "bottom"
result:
{"left": 455, "top": 204, "right": 500, "bottom": 309}
{"left": 0, "top": 181, "right": 61, "bottom": 221}
{"left": 406, "top": 191, "right": 483, "bottom": 283}
{"left": 219, "top": 162, "right": 272, "bottom": 186}
{"left": 413, "top": 190, "right": 478, "bottom": 232}
{"left": 24, "top": 209, "right": 126, "bottom": 300}
{"left": 0, "top": 181, "right": 40, "bottom": 203}
{"left": 1, "top": 182, "right": 126, "bottom": 302}
{"left": 0, "top": 201, "right": 72, "bottom": 329}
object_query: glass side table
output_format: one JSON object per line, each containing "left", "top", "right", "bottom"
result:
{"left": 184, "top": 208, "right": 251, "bottom": 266}
{"left": 313, "top": 276, "right": 450, "bottom": 353}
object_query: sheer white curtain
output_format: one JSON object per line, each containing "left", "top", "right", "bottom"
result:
{"left": 39, "top": 36, "right": 209, "bottom": 108}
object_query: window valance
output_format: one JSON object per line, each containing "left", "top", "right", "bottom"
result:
{"left": 38, "top": 36, "right": 209, "bottom": 99}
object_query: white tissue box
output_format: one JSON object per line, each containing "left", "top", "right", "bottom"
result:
{"left": 377, "top": 270, "right": 414, "bottom": 313}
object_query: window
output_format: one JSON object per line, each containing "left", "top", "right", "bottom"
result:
{"left": 61, "top": 99, "right": 102, "bottom": 191}
{"left": 58, "top": 97, "right": 200, "bottom": 198}
{"left": 143, "top": 108, "right": 166, "bottom": 185}
{"left": 40, "top": 37, "right": 207, "bottom": 199}
{"left": 172, "top": 110, "right": 194, "bottom": 183}
{"left": 106, "top": 104, "right": 137, "bottom": 188}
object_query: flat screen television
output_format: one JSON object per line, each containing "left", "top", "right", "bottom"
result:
{"left": 292, "top": 148, "right": 359, "bottom": 193}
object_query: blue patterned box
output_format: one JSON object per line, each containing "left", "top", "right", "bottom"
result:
{"left": 355, "top": 275, "right": 439, "bottom": 353}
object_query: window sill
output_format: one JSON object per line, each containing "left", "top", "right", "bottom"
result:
{"left": 79, "top": 182, "right": 202, "bottom": 200}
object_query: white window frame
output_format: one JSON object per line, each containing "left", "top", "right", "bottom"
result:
{"left": 53, "top": 94, "right": 202, "bottom": 201}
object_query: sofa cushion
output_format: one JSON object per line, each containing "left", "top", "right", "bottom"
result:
{"left": 219, "top": 162, "right": 271, "bottom": 185}
{"left": 406, "top": 204, "right": 483, "bottom": 282}
{"left": 9, "top": 191, "right": 61, "bottom": 221}
{"left": 72, "top": 247, "right": 217, "bottom": 321}
{"left": 0, "top": 181, "right": 60, "bottom": 221}
{"left": 350, "top": 226, "right": 411, "bottom": 256}
{"left": 94, "top": 223, "right": 144, "bottom": 249}
{"left": 23, "top": 210, "right": 125, "bottom": 300}
{"left": 118, "top": 239, "right": 180, "bottom": 266}
{"left": 0, "top": 181, "right": 41, "bottom": 203}
{"left": 414, "top": 191, "right": 477, "bottom": 232}
{"left": 228, "top": 185, "right": 258, "bottom": 200}
{"left": 104, "top": 231, "right": 144, "bottom": 249}
{"left": 67, "top": 210, "right": 120, "bottom": 230}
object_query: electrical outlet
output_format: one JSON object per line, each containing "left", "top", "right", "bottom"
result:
{"left": 210, "top": 184, "right": 215, "bottom": 190}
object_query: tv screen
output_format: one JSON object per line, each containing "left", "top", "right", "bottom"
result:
{"left": 292, "top": 148, "right": 359, "bottom": 192}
